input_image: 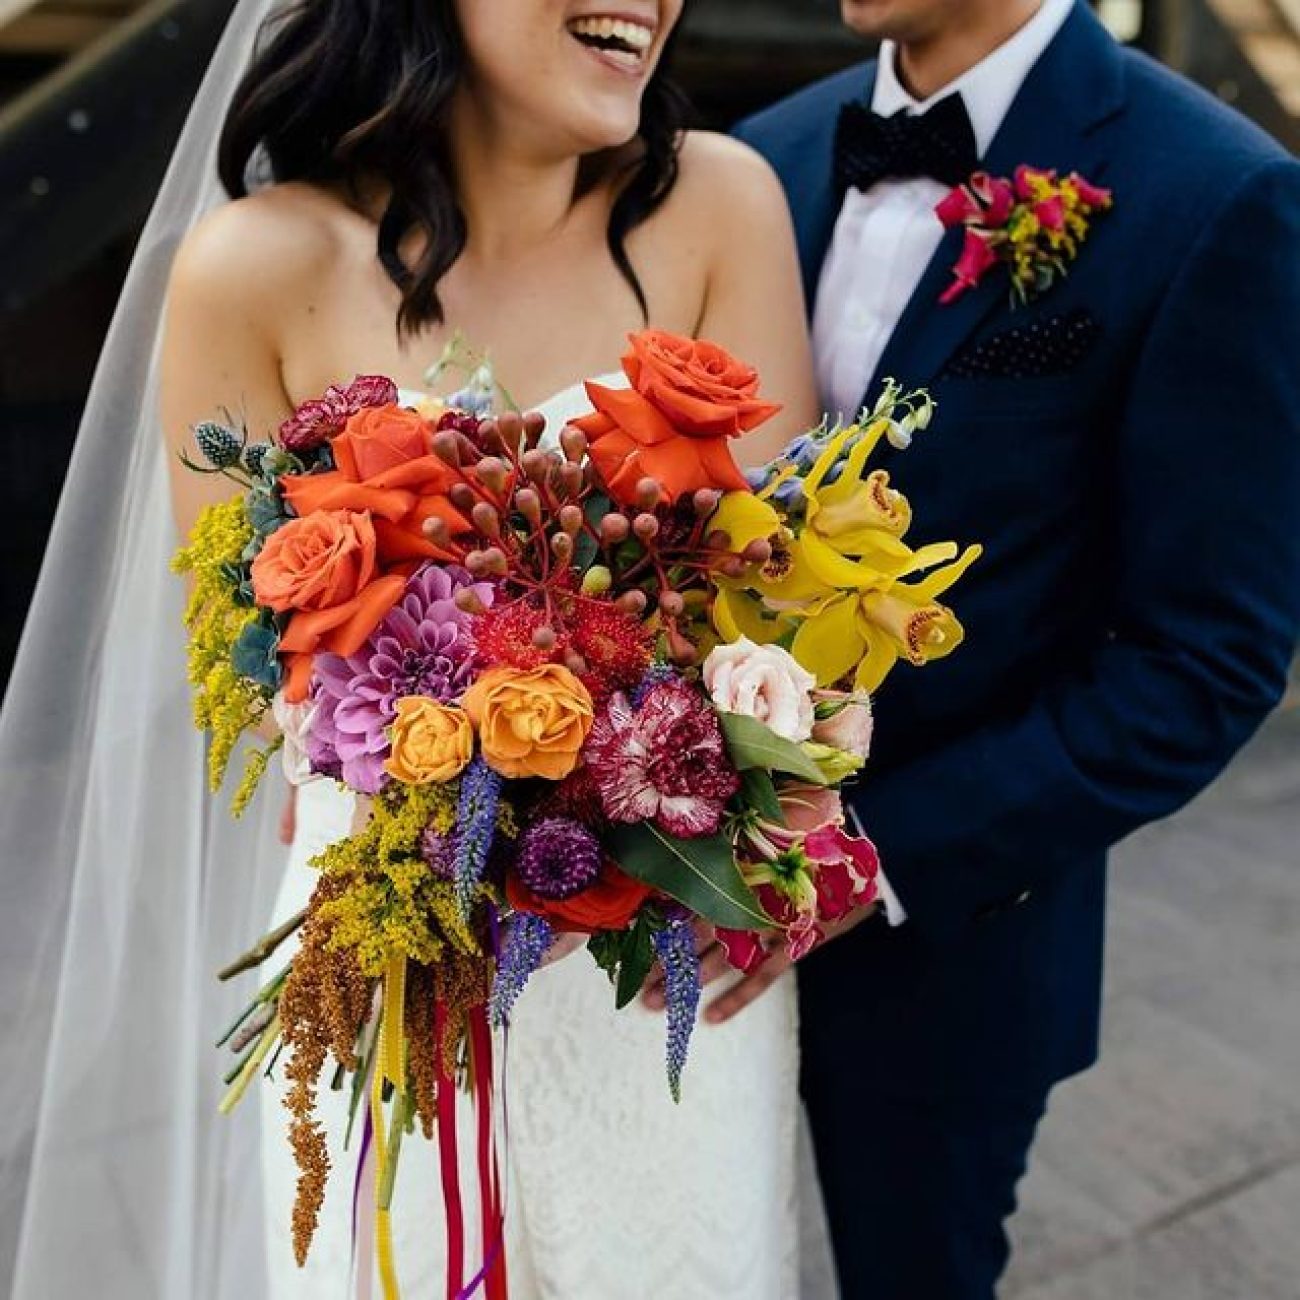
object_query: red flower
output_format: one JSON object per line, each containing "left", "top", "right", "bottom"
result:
{"left": 1033, "top": 195, "right": 1067, "bottom": 231}
{"left": 1014, "top": 164, "right": 1056, "bottom": 200}
{"left": 939, "top": 229, "right": 1000, "bottom": 304}
{"left": 1069, "top": 173, "right": 1113, "bottom": 209}
{"left": 506, "top": 862, "right": 652, "bottom": 935}
{"left": 277, "top": 375, "right": 399, "bottom": 453}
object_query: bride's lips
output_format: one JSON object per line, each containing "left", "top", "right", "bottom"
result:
{"left": 565, "top": 11, "right": 658, "bottom": 77}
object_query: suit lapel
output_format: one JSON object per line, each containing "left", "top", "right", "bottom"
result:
{"left": 861, "top": 1, "right": 1127, "bottom": 401}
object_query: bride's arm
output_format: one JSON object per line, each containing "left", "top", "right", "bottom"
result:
{"left": 159, "top": 198, "right": 298, "bottom": 542}
{"left": 680, "top": 132, "right": 820, "bottom": 467}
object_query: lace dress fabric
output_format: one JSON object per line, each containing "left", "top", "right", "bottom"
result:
{"left": 260, "top": 378, "right": 806, "bottom": 1299}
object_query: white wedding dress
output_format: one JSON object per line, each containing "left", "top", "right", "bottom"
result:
{"left": 260, "top": 376, "right": 821, "bottom": 1300}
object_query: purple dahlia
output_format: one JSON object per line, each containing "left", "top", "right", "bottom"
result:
{"left": 308, "top": 563, "right": 494, "bottom": 793}
{"left": 583, "top": 679, "right": 739, "bottom": 839}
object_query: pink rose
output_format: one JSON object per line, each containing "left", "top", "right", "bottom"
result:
{"left": 978, "top": 174, "right": 1017, "bottom": 227}
{"left": 703, "top": 637, "right": 817, "bottom": 742}
{"left": 811, "top": 701, "right": 874, "bottom": 761}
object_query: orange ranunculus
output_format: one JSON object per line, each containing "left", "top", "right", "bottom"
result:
{"left": 384, "top": 698, "right": 473, "bottom": 785}
{"left": 462, "top": 664, "right": 594, "bottom": 781}
{"left": 279, "top": 404, "right": 469, "bottom": 563}
{"left": 571, "top": 331, "right": 780, "bottom": 504}
{"left": 251, "top": 509, "right": 407, "bottom": 702}
{"left": 506, "top": 863, "right": 652, "bottom": 934}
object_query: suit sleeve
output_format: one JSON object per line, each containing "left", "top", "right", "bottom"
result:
{"left": 848, "top": 158, "right": 1300, "bottom": 939}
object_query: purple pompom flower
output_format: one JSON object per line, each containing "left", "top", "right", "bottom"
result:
{"left": 515, "top": 818, "right": 602, "bottom": 900}
{"left": 308, "top": 563, "right": 494, "bottom": 793}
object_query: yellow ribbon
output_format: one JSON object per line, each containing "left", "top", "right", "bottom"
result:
{"left": 370, "top": 956, "right": 407, "bottom": 1300}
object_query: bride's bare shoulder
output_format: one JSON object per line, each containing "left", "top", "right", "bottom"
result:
{"left": 671, "top": 130, "right": 790, "bottom": 218}
{"left": 168, "top": 181, "right": 354, "bottom": 311}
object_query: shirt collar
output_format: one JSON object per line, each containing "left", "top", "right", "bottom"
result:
{"left": 872, "top": 0, "right": 1075, "bottom": 156}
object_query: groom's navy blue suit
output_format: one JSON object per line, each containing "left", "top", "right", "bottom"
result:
{"left": 738, "top": 5, "right": 1300, "bottom": 1296}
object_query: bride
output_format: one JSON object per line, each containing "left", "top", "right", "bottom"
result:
{"left": 0, "top": 0, "right": 823, "bottom": 1297}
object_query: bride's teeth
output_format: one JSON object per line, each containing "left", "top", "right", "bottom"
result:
{"left": 568, "top": 15, "right": 655, "bottom": 53}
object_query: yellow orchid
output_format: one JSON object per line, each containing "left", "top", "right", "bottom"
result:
{"left": 791, "top": 540, "right": 981, "bottom": 690}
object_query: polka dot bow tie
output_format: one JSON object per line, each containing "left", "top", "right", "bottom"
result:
{"left": 833, "top": 92, "right": 980, "bottom": 196}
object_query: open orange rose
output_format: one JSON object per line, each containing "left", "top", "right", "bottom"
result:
{"left": 251, "top": 509, "right": 406, "bottom": 702}
{"left": 462, "top": 664, "right": 594, "bottom": 781}
{"left": 572, "top": 331, "right": 780, "bottom": 504}
{"left": 626, "top": 330, "right": 782, "bottom": 438}
{"left": 506, "top": 863, "right": 652, "bottom": 934}
{"left": 280, "top": 405, "right": 469, "bottom": 563}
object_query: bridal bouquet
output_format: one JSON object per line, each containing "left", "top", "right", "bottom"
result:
{"left": 174, "top": 330, "right": 979, "bottom": 1297}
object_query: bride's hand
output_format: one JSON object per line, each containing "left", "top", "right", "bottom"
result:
{"left": 540, "top": 932, "right": 586, "bottom": 967}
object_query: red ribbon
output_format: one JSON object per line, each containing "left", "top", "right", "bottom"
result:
{"left": 433, "top": 998, "right": 466, "bottom": 1300}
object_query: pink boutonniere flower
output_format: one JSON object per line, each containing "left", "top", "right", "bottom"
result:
{"left": 936, "top": 165, "right": 1113, "bottom": 306}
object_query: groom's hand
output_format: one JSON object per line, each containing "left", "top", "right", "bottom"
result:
{"left": 640, "top": 905, "right": 880, "bottom": 1024}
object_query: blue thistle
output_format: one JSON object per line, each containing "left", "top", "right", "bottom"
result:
{"left": 242, "top": 442, "right": 270, "bottom": 477}
{"left": 452, "top": 757, "right": 503, "bottom": 918}
{"left": 651, "top": 918, "right": 702, "bottom": 1103}
{"left": 490, "top": 913, "right": 554, "bottom": 1028}
{"left": 194, "top": 420, "right": 243, "bottom": 469}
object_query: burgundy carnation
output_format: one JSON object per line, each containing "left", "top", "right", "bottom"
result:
{"left": 278, "top": 374, "right": 400, "bottom": 453}
{"left": 583, "top": 679, "right": 738, "bottom": 838}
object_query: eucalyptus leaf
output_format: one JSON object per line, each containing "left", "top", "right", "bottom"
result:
{"left": 719, "top": 712, "right": 829, "bottom": 785}
{"left": 739, "top": 768, "right": 784, "bottom": 824}
{"left": 614, "top": 912, "right": 657, "bottom": 1010}
{"left": 606, "top": 822, "right": 771, "bottom": 931}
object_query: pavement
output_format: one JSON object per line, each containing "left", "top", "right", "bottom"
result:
{"left": 1005, "top": 688, "right": 1300, "bottom": 1298}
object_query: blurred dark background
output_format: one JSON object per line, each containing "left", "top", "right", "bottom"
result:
{"left": 1, "top": 0, "right": 1298, "bottom": 688}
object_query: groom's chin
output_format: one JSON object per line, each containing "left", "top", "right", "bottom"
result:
{"left": 839, "top": 0, "right": 940, "bottom": 43}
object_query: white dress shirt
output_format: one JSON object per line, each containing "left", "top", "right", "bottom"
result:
{"left": 813, "top": 0, "right": 1075, "bottom": 424}
{"left": 816, "top": 0, "right": 1073, "bottom": 926}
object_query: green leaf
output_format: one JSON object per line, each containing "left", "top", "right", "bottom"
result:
{"left": 719, "top": 712, "right": 829, "bottom": 785}
{"left": 574, "top": 490, "right": 611, "bottom": 573}
{"left": 587, "top": 932, "right": 621, "bottom": 984}
{"left": 739, "top": 768, "right": 784, "bottom": 824}
{"left": 614, "top": 912, "right": 657, "bottom": 1010}
{"left": 606, "top": 822, "right": 771, "bottom": 931}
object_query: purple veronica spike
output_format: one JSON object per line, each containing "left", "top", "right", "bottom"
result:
{"left": 453, "top": 757, "right": 503, "bottom": 918}
{"left": 651, "top": 918, "right": 702, "bottom": 1102}
{"left": 490, "top": 913, "right": 554, "bottom": 1028}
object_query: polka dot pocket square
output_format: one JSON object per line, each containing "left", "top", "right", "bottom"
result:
{"left": 944, "top": 308, "right": 1100, "bottom": 380}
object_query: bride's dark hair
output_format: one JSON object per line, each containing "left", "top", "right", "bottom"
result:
{"left": 217, "top": 0, "right": 691, "bottom": 338}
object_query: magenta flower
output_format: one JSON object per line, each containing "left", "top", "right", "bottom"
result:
{"left": 307, "top": 563, "right": 494, "bottom": 792}
{"left": 583, "top": 679, "right": 739, "bottom": 839}
{"left": 717, "top": 785, "right": 879, "bottom": 973}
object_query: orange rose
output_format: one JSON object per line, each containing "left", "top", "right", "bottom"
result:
{"left": 462, "top": 664, "right": 594, "bottom": 781}
{"left": 384, "top": 698, "right": 473, "bottom": 784}
{"left": 506, "top": 863, "right": 652, "bottom": 934}
{"left": 572, "top": 330, "right": 781, "bottom": 504}
{"left": 251, "top": 509, "right": 406, "bottom": 702}
{"left": 626, "top": 330, "right": 782, "bottom": 438}
{"left": 280, "top": 405, "right": 469, "bottom": 563}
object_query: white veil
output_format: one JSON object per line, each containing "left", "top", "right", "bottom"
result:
{"left": 0, "top": 0, "right": 289, "bottom": 1294}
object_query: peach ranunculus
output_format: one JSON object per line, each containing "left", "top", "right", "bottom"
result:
{"left": 251, "top": 509, "right": 406, "bottom": 701}
{"left": 572, "top": 330, "right": 781, "bottom": 505}
{"left": 384, "top": 697, "right": 473, "bottom": 785}
{"left": 462, "top": 664, "right": 595, "bottom": 781}
{"left": 279, "top": 405, "right": 470, "bottom": 564}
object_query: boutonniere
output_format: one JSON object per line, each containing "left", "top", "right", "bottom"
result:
{"left": 935, "top": 165, "right": 1113, "bottom": 306}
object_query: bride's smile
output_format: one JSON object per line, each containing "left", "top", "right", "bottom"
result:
{"left": 566, "top": 12, "right": 659, "bottom": 74}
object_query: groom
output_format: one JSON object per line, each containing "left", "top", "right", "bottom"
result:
{"left": 727, "top": 1, "right": 1300, "bottom": 1296}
